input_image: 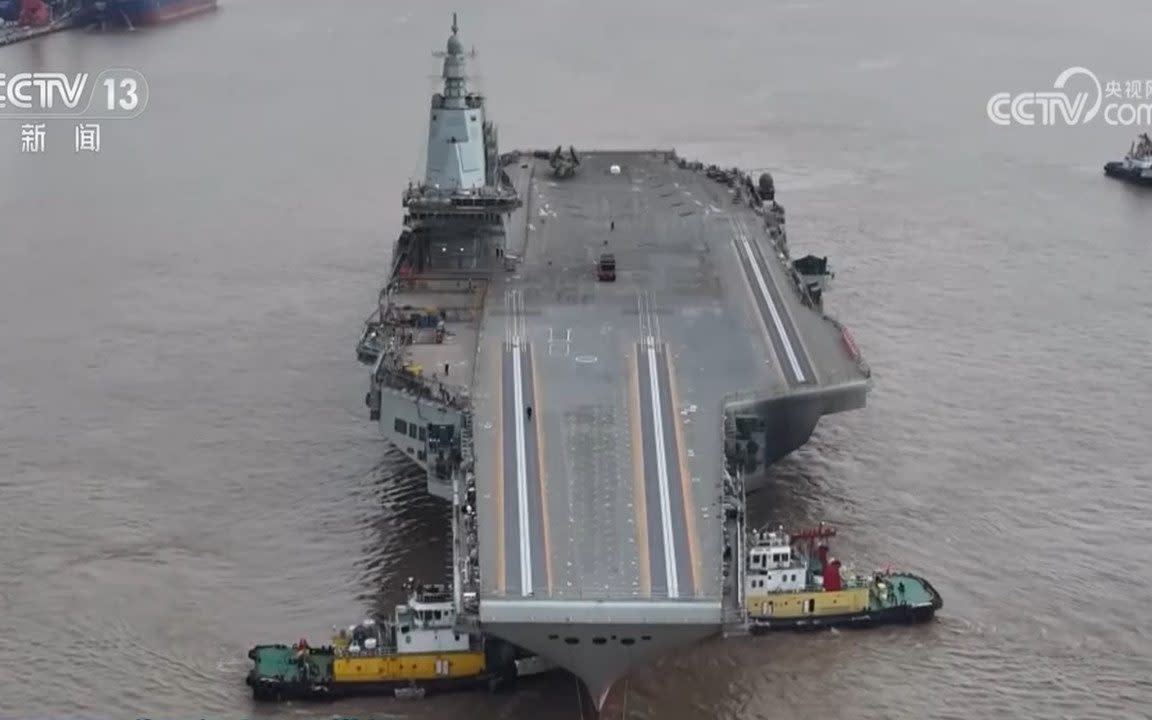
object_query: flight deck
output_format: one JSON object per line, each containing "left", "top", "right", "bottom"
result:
{"left": 472, "top": 151, "right": 868, "bottom": 609}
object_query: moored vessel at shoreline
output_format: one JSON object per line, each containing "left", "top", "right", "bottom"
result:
{"left": 82, "top": 0, "right": 215, "bottom": 27}
{"left": 0, "top": 0, "right": 85, "bottom": 45}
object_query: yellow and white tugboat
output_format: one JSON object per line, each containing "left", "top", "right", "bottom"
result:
{"left": 246, "top": 578, "right": 545, "bottom": 701}
{"left": 743, "top": 524, "right": 942, "bottom": 632}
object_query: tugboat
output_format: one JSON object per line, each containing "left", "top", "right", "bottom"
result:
{"left": 246, "top": 578, "right": 548, "bottom": 701}
{"left": 1104, "top": 133, "right": 1152, "bottom": 187}
{"left": 743, "top": 525, "right": 942, "bottom": 632}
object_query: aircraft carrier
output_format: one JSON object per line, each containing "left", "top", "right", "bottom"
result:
{"left": 358, "top": 15, "right": 871, "bottom": 710}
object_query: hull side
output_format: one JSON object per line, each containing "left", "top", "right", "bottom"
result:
{"left": 748, "top": 603, "right": 937, "bottom": 633}
{"left": 482, "top": 618, "right": 720, "bottom": 709}
{"left": 1104, "top": 162, "right": 1152, "bottom": 186}
{"left": 728, "top": 381, "right": 868, "bottom": 491}
{"left": 248, "top": 674, "right": 492, "bottom": 702}
{"left": 91, "top": 0, "right": 216, "bottom": 25}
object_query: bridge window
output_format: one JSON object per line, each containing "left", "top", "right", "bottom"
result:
{"left": 394, "top": 418, "right": 408, "bottom": 434}
{"left": 621, "top": 638, "right": 635, "bottom": 646}
{"left": 564, "top": 637, "right": 579, "bottom": 645}
{"left": 548, "top": 634, "right": 559, "bottom": 640}
{"left": 409, "top": 424, "right": 418, "bottom": 439}
{"left": 734, "top": 416, "right": 763, "bottom": 437}
{"left": 641, "top": 635, "right": 652, "bottom": 641}
{"left": 592, "top": 637, "right": 606, "bottom": 645}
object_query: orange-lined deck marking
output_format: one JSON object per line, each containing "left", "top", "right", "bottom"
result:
{"left": 529, "top": 346, "right": 553, "bottom": 594}
{"left": 628, "top": 349, "right": 651, "bottom": 595}
{"left": 665, "top": 349, "right": 699, "bottom": 594}
{"left": 494, "top": 339, "right": 506, "bottom": 594}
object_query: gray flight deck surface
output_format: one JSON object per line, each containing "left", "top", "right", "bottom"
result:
{"left": 466, "top": 150, "right": 869, "bottom": 706}
{"left": 473, "top": 150, "right": 867, "bottom": 607}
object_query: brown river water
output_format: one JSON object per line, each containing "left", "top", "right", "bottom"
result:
{"left": 2, "top": 0, "right": 1151, "bottom": 718}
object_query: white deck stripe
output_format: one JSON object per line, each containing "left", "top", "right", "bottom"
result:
{"left": 734, "top": 221, "right": 806, "bottom": 383}
{"left": 646, "top": 339, "right": 679, "bottom": 599}
{"left": 512, "top": 289, "right": 532, "bottom": 597}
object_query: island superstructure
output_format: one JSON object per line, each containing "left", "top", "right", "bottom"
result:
{"left": 357, "top": 15, "right": 871, "bottom": 710}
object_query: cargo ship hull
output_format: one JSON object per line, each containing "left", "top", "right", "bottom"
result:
{"left": 85, "top": 0, "right": 215, "bottom": 26}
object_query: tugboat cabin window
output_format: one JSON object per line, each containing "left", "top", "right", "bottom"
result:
{"left": 395, "top": 418, "right": 408, "bottom": 434}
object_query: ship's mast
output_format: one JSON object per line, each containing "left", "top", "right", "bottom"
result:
{"left": 439, "top": 12, "right": 469, "bottom": 110}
